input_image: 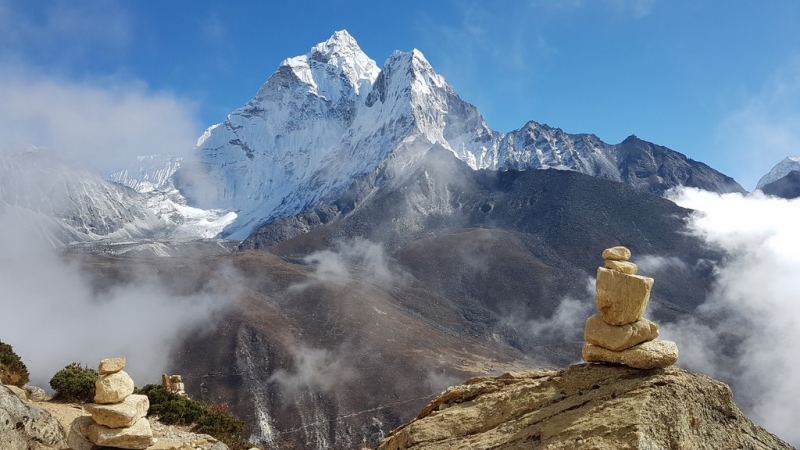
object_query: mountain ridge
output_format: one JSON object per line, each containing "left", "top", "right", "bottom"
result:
{"left": 172, "top": 29, "right": 744, "bottom": 240}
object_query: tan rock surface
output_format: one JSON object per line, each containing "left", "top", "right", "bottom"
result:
{"left": 376, "top": 364, "right": 793, "bottom": 450}
{"left": 602, "top": 246, "right": 631, "bottom": 261}
{"left": 95, "top": 370, "right": 135, "bottom": 404}
{"left": 604, "top": 259, "right": 638, "bottom": 274}
{"left": 584, "top": 314, "right": 659, "bottom": 351}
{"left": 595, "top": 267, "right": 653, "bottom": 325}
{"left": 583, "top": 340, "right": 678, "bottom": 369}
{"left": 98, "top": 356, "right": 126, "bottom": 375}
{"left": 85, "top": 394, "right": 149, "bottom": 428}
{"left": 87, "top": 416, "right": 155, "bottom": 449}
{"left": 67, "top": 416, "right": 95, "bottom": 450}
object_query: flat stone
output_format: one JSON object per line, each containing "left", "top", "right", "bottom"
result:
{"left": 595, "top": 267, "right": 654, "bottom": 325}
{"left": 98, "top": 357, "right": 126, "bottom": 375}
{"left": 85, "top": 394, "right": 149, "bottom": 428}
{"left": 67, "top": 416, "right": 96, "bottom": 450}
{"left": 88, "top": 417, "right": 155, "bottom": 449}
{"left": 583, "top": 340, "right": 679, "bottom": 369}
{"left": 604, "top": 260, "right": 638, "bottom": 274}
{"left": 584, "top": 314, "right": 659, "bottom": 351}
{"left": 95, "top": 370, "right": 135, "bottom": 404}
{"left": 602, "top": 246, "right": 631, "bottom": 261}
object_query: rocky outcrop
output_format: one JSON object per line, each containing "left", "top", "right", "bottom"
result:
{"left": 376, "top": 364, "right": 794, "bottom": 449}
{"left": 0, "top": 385, "right": 67, "bottom": 450}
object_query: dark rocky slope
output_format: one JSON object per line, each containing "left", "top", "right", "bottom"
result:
{"left": 761, "top": 170, "right": 800, "bottom": 199}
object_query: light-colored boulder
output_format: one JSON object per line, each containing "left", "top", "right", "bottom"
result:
{"left": 595, "top": 267, "right": 654, "bottom": 325}
{"left": 24, "top": 385, "right": 48, "bottom": 402}
{"left": 603, "top": 260, "right": 638, "bottom": 274}
{"left": 85, "top": 394, "right": 149, "bottom": 428}
{"left": 67, "top": 416, "right": 96, "bottom": 450}
{"left": 95, "top": 370, "right": 135, "bottom": 404}
{"left": 582, "top": 340, "right": 679, "bottom": 369}
{"left": 602, "top": 246, "right": 631, "bottom": 261}
{"left": 0, "top": 385, "right": 67, "bottom": 450}
{"left": 88, "top": 417, "right": 155, "bottom": 449}
{"left": 4, "top": 384, "right": 27, "bottom": 402}
{"left": 584, "top": 314, "right": 659, "bottom": 351}
{"left": 98, "top": 357, "right": 126, "bottom": 375}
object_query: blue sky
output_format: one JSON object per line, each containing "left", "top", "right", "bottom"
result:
{"left": 0, "top": 0, "right": 798, "bottom": 189}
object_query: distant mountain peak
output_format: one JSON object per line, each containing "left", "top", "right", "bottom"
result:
{"left": 756, "top": 156, "right": 800, "bottom": 190}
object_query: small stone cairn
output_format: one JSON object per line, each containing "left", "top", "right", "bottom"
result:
{"left": 582, "top": 246, "right": 679, "bottom": 369}
{"left": 68, "top": 357, "right": 156, "bottom": 450}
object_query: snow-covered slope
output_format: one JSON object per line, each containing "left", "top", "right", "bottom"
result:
{"left": 0, "top": 147, "right": 162, "bottom": 247}
{"left": 756, "top": 156, "right": 800, "bottom": 190}
{"left": 109, "top": 154, "right": 182, "bottom": 193}
{"left": 145, "top": 30, "right": 742, "bottom": 239}
{"left": 0, "top": 147, "right": 235, "bottom": 247}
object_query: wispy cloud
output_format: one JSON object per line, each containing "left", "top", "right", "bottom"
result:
{"left": 0, "top": 212, "right": 240, "bottom": 389}
{"left": 663, "top": 187, "right": 800, "bottom": 446}
{"left": 715, "top": 58, "right": 800, "bottom": 190}
{"left": 0, "top": 67, "right": 200, "bottom": 174}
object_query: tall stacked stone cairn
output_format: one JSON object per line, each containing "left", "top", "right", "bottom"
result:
{"left": 582, "top": 246, "right": 679, "bottom": 369}
{"left": 67, "top": 357, "right": 156, "bottom": 450}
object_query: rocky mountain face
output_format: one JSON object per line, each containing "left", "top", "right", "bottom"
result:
{"left": 376, "top": 364, "right": 793, "bottom": 450}
{"left": 177, "top": 30, "right": 744, "bottom": 240}
{"left": 761, "top": 170, "right": 800, "bottom": 199}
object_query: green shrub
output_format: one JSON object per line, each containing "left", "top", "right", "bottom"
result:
{"left": 0, "top": 340, "right": 29, "bottom": 387}
{"left": 49, "top": 363, "right": 97, "bottom": 402}
{"left": 135, "top": 384, "right": 252, "bottom": 450}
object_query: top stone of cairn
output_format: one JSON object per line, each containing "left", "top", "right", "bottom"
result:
{"left": 602, "top": 246, "right": 631, "bottom": 261}
{"left": 98, "top": 357, "right": 126, "bottom": 375}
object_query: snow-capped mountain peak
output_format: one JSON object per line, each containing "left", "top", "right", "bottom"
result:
{"left": 126, "top": 30, "right": 743, "bottom": 241}
{"left": 275, "top": 29, "right": 380, "bottom": 102}
{"left": 756, "top": 156, "right": 800, "bottom": 190}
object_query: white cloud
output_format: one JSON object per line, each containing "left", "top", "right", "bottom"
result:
{"left": 715, "top": 59, "right": 800, "bottom": 190}
{"left": 0, "top": 68, "right": 201, "bottom": 174}
{"left": 663, "top": 187, "right": 800, "bottom": 446}
{"left": 0, "top": 212, "right": 239, "bottom": 389}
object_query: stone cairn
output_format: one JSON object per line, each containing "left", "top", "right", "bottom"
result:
{"left": 582, "top": 246, "right": 679, "bottom": 369}
{"left": 161, "top": 373, "right": 187, "bottom": 397}
{"left": 68, "top": 357, "right": 156, "bottom": 450}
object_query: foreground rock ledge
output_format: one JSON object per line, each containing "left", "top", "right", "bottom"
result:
{"left": 375, "top": 364, "right": 793, "bottom": 450}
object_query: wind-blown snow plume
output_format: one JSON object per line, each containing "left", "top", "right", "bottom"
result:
{"left": 662, "top": 187, "right": 800, "bottom": 446}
